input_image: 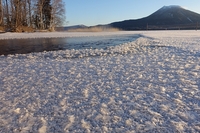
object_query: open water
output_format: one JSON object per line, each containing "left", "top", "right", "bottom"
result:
{"left": 0, "top": 35, "right": 139, "bottom": 55}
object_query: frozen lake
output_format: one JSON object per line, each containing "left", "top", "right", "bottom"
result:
{"left": 0, "top": 34, "right": 139, "bottom": 55}
{"left": 0, "top": 31, "right": 200, "bottom": 132}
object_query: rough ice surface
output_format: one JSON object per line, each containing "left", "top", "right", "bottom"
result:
{"left": 0, "top": 31, "right": 200, "bottom": 132}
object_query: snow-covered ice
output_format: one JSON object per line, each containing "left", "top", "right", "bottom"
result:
{"left": 0, "top": 31, "right": 200, "bottom": 132}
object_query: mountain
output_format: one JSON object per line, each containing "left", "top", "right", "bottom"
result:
{"left": 110, "top": 5, "right": 200, "bottom": 30}
{"left": 56, "top": 25, "right": 88, "bottom": 31}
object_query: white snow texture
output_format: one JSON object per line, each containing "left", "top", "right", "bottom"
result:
{"left": 0, "top": 31, "right": 200, "bottom": 132}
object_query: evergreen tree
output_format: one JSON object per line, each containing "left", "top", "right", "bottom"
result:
{"left": 43, "top": 0, "right": 51, "bottom": 29}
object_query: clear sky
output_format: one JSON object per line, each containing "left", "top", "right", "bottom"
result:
{"left": 64, "top": 0, "right": 200, "bottom": 26}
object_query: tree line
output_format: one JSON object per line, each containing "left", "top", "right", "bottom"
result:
{"left": 0, "top": 0, "right": 66, "bottom": 32}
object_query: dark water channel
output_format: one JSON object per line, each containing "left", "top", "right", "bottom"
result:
{"left": 0, "top": 35, "right": 138, "bottom": 55}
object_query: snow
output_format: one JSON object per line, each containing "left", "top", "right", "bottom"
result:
{"left": 0, "top": 31, "right": 200, "bottom": 132}
{"left": 162, "top": 5, "right": 183, "bottom": 9}
{"left": 187, "top": 17, "right": 193, "bottom": 22}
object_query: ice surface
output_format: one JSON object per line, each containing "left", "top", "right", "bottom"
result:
{"left": 0, "top": 31, "right": 141, "bottom": 40}
{"left": 0, "top": 31, "right": 200, "bottom": 132}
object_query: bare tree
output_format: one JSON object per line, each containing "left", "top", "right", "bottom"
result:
{"left": 27, "top": 0, "right": 32, "bottom": 26}
{"left": 22, "top": 0, "right": 28, "bottom": 26}
{"left": 5, "top": 0, "right": 10, "bottom": 28}
{"left": 36, "top": 0, "right": 45, "bottom": 29}
{"left": 0, "top": 0, "right": 2, "bottom": 25}
{"left": 50, "top": 0, "right": 66, "bottom": 31}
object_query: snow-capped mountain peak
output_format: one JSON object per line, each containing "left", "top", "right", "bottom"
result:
{"left": 161, "top": 5, "right": 183, "bottom": 10}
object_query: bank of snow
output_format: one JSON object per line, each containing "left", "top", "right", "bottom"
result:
{"left": 0, "top": 31, "right": 200, "bottom": 132}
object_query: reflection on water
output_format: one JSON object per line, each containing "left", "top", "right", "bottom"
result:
{"left": 0, "top": 35, "right": 138, "bottom": 55}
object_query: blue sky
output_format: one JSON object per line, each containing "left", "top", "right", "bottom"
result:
{"left": 65, "top": 0, "right": 200, "bottom": 26}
